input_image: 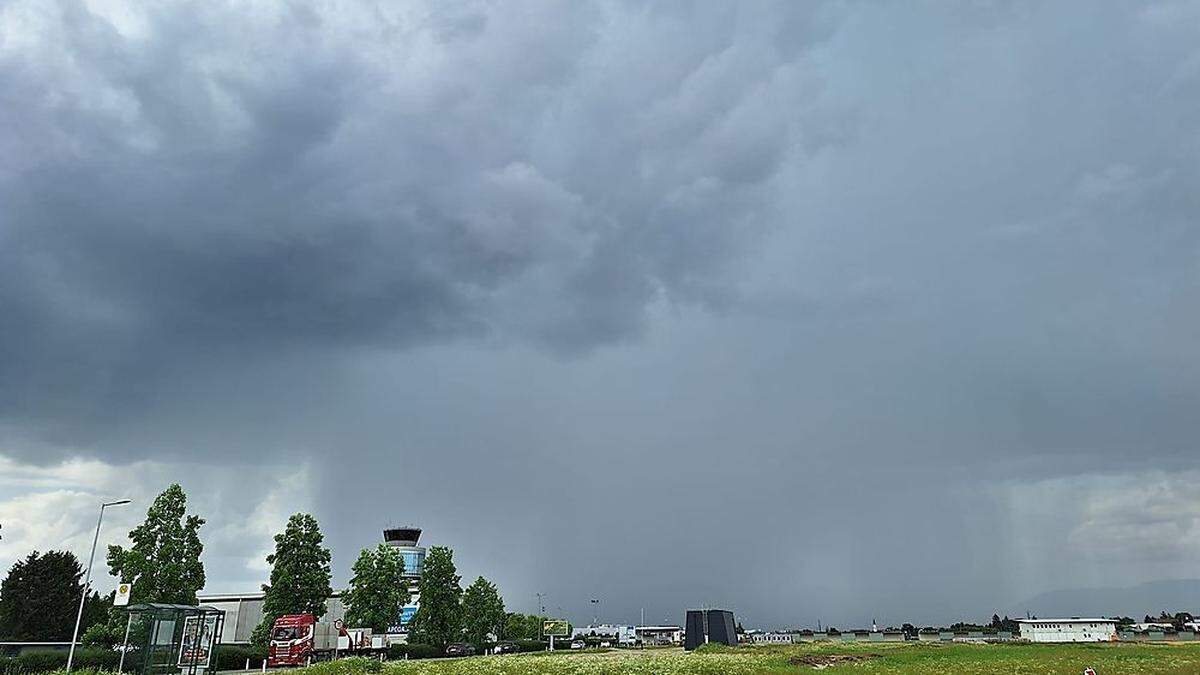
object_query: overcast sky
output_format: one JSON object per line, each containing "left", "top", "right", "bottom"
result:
{"left": 3, "top": 0, "right": 1200, "bottom": 630}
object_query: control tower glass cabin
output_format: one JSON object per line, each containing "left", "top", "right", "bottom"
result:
{"left": 383, "top": 528, "right": 425, "bottom": 629}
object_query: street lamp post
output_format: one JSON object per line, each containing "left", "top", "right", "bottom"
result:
{"left": 67, "top": 499, "right": 132, "bottom": 673}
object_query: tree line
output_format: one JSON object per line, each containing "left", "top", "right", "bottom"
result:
{"left": 0, "top": 484, "right": 545, "bottom": 649}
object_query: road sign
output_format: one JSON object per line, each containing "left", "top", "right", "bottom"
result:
{"left": 543, "top": 619, "right": 570, "bottom": 637}
{"left": 114, "top": 582, "right": 132, "bottom": 607}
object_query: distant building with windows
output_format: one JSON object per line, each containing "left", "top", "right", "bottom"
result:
{"left": 635, "top": 626, "right": 682, "bottom": 646}
{"left": 1130, "top": 622, "right": 1174, "bottom": 632}
{"left": 573, "top": 624, "right": 637, "bottom": 646}
{"left": 748, "top": 631, "right": 792, "bottom": 645}
{"left": 1017, "top": 619, "right": 1116, "bottom": 643}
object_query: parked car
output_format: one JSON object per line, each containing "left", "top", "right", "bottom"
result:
{"left": 569, "top": 640, "right": 586, "bottom": 650}
{"left": 445, "top": 643, "right": 476, "bottom": 657}
{"left": 493, "top": 641, "right": 520, "bottom": 655}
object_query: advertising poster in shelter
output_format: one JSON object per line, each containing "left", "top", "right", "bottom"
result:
{"left": 177, "top": 614, "right": 219, "bottom": 668}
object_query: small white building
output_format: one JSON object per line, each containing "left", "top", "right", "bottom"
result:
{"left": 1017, "top": 619, "right": 1117, "bottom": 643}
{"left": 574, "top": 624, "right": 638, "bottom": 646}
{"left": 634, "top": 626, "right": 682, "bottom": 646}
{"left": 1131, "top": 622, "right": 1175, "bottom": 632}
{"left": 749, "top": 631, "right": 793, "bottom": 645}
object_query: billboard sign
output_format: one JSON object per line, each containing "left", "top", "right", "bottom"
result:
{"left": 543, "top": 619, "right": 570, "bottom": 637}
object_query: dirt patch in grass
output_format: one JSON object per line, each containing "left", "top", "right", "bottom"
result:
{"left": 788, "top": 653, "right": 880, "bottom": 669}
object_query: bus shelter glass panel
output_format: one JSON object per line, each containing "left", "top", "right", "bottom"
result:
{"left": 124, "top": 604, "right": 224, "bottom": 675}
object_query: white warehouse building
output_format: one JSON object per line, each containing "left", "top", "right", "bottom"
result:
{"left": 1017, "top": 619, "right": 1117, "bottom": 643}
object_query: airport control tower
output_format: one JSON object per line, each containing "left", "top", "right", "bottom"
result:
{"left": 383, "top": 527, "right": 425, "bottom": 630}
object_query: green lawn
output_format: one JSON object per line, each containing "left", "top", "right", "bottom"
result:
{"left": 294, "top": 642, "right": 1200, "bottom": 675}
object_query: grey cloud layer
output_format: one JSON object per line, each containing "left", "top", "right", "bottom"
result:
{"left": 1, "top": 2, "right": 845, "bottom": 450}
{"left": 3, "top": 0, "right": 1200, "bottom": 627}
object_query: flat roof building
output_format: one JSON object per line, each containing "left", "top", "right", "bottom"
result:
{"left": 196, "top": 592, "right": 349, "bottom": 645}
{"left": 748, "top": 631, "right": 792, "bottom": 644}
{"left": 1017, "top": 619, "right": 1116, "bottom": 643}
{"left": 634, "top": 626, "right": 682, "bottom": 646}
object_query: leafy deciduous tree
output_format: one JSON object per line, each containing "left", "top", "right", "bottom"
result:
{"left": 106, "top": 484, "right": 206, "bottom": 605}
{"left": 502, "top": 613, "right": 549, "bottom": 640}
{"left": 460, "top": 576, "right": 505, "bottom": 646}
{"left": 252, "top": 513, "right": 333, "bottom": 646}
{"left": 343, "top": 544, "right": 410, "bottom": 632}
{"left": 407, "top": 546, "right": 461, "bottom": 648}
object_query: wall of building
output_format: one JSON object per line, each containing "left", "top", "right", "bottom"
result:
{"left": 199, "top": 594, "right": 347, "bottom": 644}
{"left": 1020, "top": 621, "right": 1116, "bottom": 643}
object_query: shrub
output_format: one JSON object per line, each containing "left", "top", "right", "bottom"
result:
{"left": 514, "top": 640, "right": 546, "bottom": 653}
{"left": 386, "top": 643, "right": 440, "bottom": 660}
{"left": 214, "top": 645, "right": 267, "bottom": 671}
{"left": 14, "top": 651, "right": 66, "bottom": 673}
{"left": 0, "top": 651, "right": 65, "bottom": 674}
{"left": 297, "top": 657, "right": 383, "bottom": 675}
{"left": 8, "top": 670, "right": 109, "bottom": 675}
{"left": 73, "top": 650, "right": 120, "bottom": 671}
{"left": 693, "top": 642, "right": 737, "bottom": 654}
{"left": 0, "top": 649, "right": 124, "bottom": 674}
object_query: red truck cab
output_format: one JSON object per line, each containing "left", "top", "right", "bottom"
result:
{"left": 268, "top": 614, "right": 317, "bottom": 667}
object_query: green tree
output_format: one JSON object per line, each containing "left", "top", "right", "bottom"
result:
{"left": 106, "top": 484, "right": 206, "bottom": 605}
{"left": 503, "top": 613, "right": 548, "bottom": 640}
{"left": 78, "top": 590, "right": 121, "bottom": 648}
{"left": 407, "top": 546, "right": 462, "bottom": 648}
{"left": 460, "top": 576, "right": 505, "bottom": 646}
{"left": 252, "top": 513, "right": 332, "bottom": 646}
{"left": 0, "top": 550, "right": 108, "bottom": 641}
{"left": 343, "top": 544, "right": 410, "bottom": 632}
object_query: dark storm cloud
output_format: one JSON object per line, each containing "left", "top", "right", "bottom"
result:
{"left": 4, "top": 0, "right": 1200, "bottom": 629}
{"left": 0, "top": 2, "right": 843, "bottom": 451}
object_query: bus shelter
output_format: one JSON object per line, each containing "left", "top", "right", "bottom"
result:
{"left": 121, "top": 604, "right": 225, "bottom": 675}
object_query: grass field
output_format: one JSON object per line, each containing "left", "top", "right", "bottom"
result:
{"left": 296, "top": 642, "right": 1200, "bottom": 675}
